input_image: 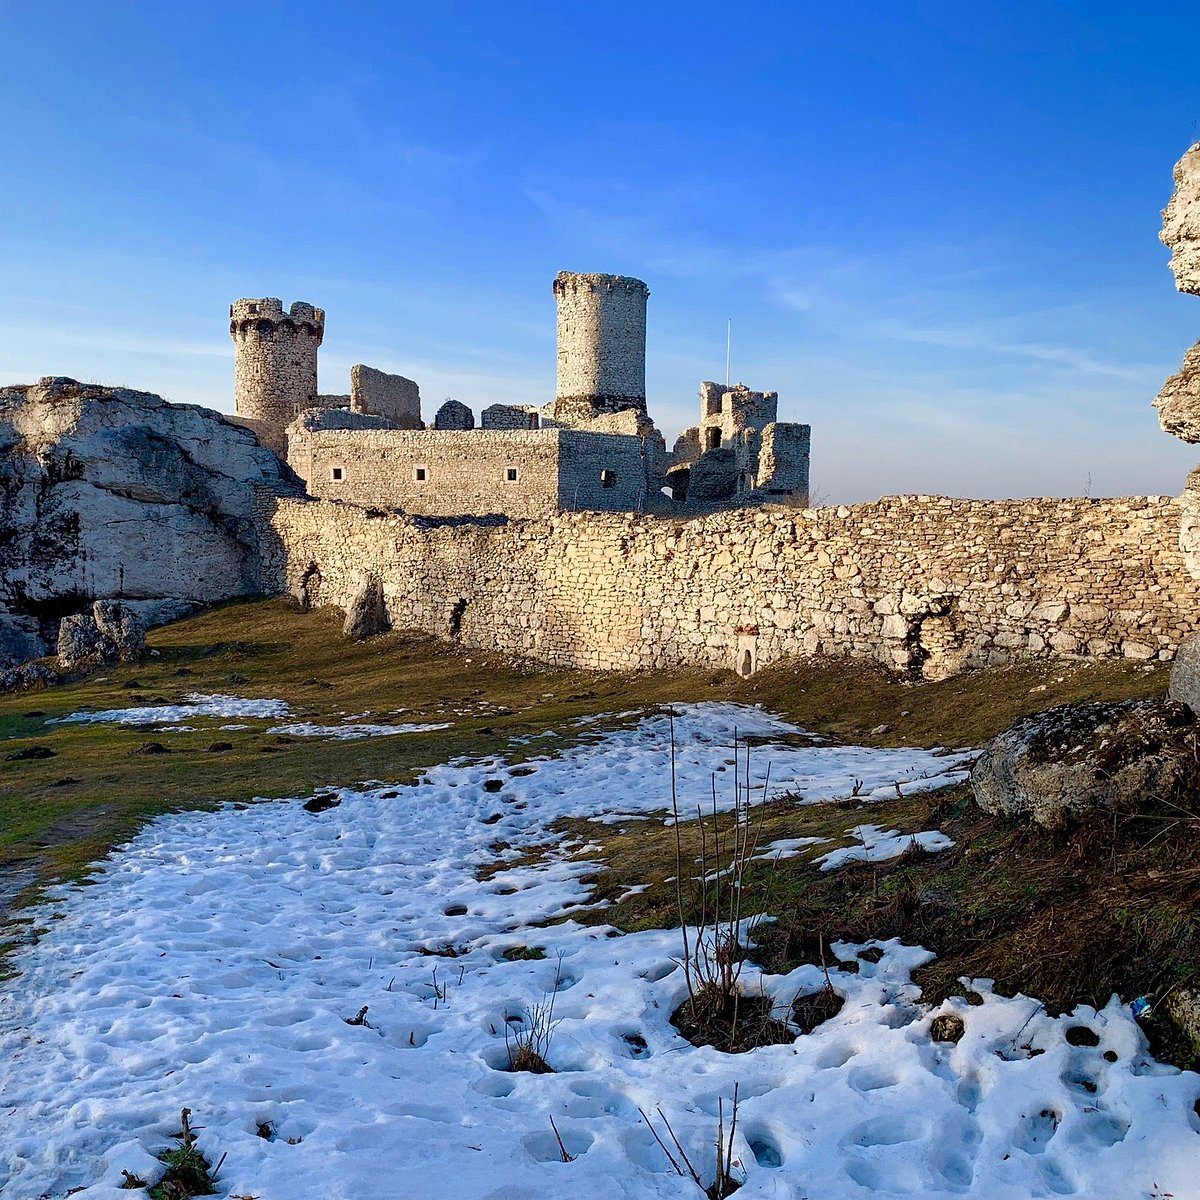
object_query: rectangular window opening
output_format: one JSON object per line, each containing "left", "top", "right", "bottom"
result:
{"left": 331, "top": 466, "right": 343, "bottom": 481}
{"left": 505, "top": 467, "right": 519, "bottom": 482}
{"left": 600, "top": 469, "right": 616, "bottom": 489}
{"left": 414, "top": 465, "right": 427, "bottom": 482}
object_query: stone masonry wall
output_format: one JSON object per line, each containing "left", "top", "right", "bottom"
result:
{"left": 257, "top": 492, "right": 1200, "bottom": 678}
{"left": 557, "top": 430, "right": 650, "bottom": 512}
{"left": 350, "top": 365, "right": 422, "bottom": 429}
{"left": 287, "top": 427, "right": 657, "bottom": 518}
{"left": 290, "top": 429, "right": 561, "bottom": 518}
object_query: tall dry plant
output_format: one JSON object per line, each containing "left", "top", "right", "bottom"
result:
{"left": 669, "top": 712, "right": 773, "bottom": 1032}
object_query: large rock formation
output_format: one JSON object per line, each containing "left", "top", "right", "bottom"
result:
{"left": 1161, "top": 142, "right": 1200, "bottom": 297}
{"left": 1155, "top": 144, "right": 1200, "bottom": 584}
{"left": 1157, "top": 144, "right": 1200, "bottom": 442}
{"left": 971, "top": 699, "right": 1200, "bottom": 828}
{"left": 0, "top": 377, "right": 288, "bottom": 664}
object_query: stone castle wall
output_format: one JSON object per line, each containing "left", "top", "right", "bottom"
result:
{"left": 350, "top": 365, "right": 422, "bottom": 429}
{"left": 759, "top": 423, "right": 811, "bottom": 493}
{"left": 285, "top": 426, "right": 653, "bottom": 518}
{"left": 257, "top": 491, "right": 1200, "bottom": 678}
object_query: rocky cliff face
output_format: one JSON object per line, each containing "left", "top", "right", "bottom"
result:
{"left": 0, "top": 377, "right": 288, "bottom": 664}
{"left": 1155, "top": 143, "right": 1200, "bottom": 585}
{"left": 1156, "top": 144, "right": 1200, "bottom": 443}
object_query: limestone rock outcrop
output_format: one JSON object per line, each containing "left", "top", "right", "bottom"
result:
{"left": 342, "top": 574, "right": 390, "bottom": 640}
{"left": 1157, "top": 144, "right": 1200, "bottom": 445}
{"left": 1168, "top": 630, "right": 1200, "bottom": 712}
{"left": 970, "top": 699, "right": 1200, "bottom": 827}
{"left": 0, "top": 377, "right": 288, "bottom": 665}
{"left": 56, "top": 599, "right": 148, "bottom": 672}
{"left": 1154, "top": 341, "right": 1200, "bottom": 443}
{"left": 1161, "top": 142, "right": 1200, "bottom": 296}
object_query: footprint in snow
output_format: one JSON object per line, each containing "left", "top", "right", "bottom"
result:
{"left": 1016, "top": 1106, "right": 1060, "bottom": 1155}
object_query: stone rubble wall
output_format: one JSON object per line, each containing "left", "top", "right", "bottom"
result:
{"left": 481, "top": 404, "right": 538, "bottom": 430}
{"left": 350, "top": 365, "right": 422, "bottom": 429}
{"left": 257, "top": 491, "right": 1200, "bottom": 677}
{"left": 286, "top": 426, "right": 660, "bottom": 519}
{"left": 759, "top": 423, "right": 811, "bottom": 494}
{"left": 557, "top": 430, "right": 651, "bottom": 512}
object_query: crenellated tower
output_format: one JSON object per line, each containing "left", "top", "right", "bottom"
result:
{"left": 552, "top": 272, "right": 648, "bottom": 424}
{"left": 230, "top": 298, "right": 324, "bottom": 452}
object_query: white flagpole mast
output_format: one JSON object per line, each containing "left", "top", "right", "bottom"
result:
{"left": 725, "top": 317, "right": 731, "bottom": 387}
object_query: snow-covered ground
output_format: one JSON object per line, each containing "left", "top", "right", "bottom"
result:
{"left": 49, "top": 694, "right": 452, "bottom": 741}
{"left": 267, "top": 721, "right": 454, "bottom": 740}
{"left": 815, "top": 824, "right": 955, "bottom": 871}
{"left": 53, "top": 693, "right": 292, "bottom": 726}
{"left": 1, "top": 704, "right": 1196, "bottom": 1199}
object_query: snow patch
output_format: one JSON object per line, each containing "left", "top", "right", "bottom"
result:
{"left": 268, "top": 721, "right": 454, "bottom": 740}
{"left": 816, "top": 823, "right": 956, "bottom": 871}
{"left": 53, "top": 692, "right": 292, "bottom": 726}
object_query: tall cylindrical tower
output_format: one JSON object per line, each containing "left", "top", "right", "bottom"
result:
{"left": 553, "top": 272, "right": 649, "bottom": 422}
{"left": 230, "top": 298, "right": 325, "bottom": 436}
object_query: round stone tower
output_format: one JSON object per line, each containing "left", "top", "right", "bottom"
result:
{"left": 229, "top": 298, "right": 325, "bottom": 447}
{"left": 553, "top": 271, "right": 649, "bottom": 422}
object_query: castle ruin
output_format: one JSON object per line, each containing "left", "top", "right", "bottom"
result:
{"left": 230, "top": 272, "right": 811, "bottom": 517}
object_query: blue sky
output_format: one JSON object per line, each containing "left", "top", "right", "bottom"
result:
{"left": 2, "top": 1, "right": 1199, "bottom": 503}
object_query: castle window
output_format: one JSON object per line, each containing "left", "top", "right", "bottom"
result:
{"left": 414, "top": 466, "right": 428, "bottom": 482}
{"left": 705, "top": 428, "right": 721, "bottom": 451}
{"left": 331, "top": 466, "right": 343, "bottom": 482}
{"left": 505, "top": 467, "right": 519, "bottom": 482}
{"left": 600, "top": 469, "right": 616, "bottom": 489}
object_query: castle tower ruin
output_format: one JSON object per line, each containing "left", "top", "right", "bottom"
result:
{"left": 230, "top": 298, "right": 324, "bottom": 453}
{"left": 552, "top": 272, "right": 648, "bottom": 424}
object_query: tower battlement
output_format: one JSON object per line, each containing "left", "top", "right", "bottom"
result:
{"left": 551, "top": 272, "right": 649, "bottom": 301}
{"left": 229, "top": 298, "right": 325, "bottom": 339}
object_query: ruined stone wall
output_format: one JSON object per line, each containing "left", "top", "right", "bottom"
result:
{"left": 258, "top": 492, "right": 1200, "bottom": 678}
{"left": 557, "top": 431, "right": 651, "bottom": 511}
{"left": 350, "top": 365, "right": 422, "bottom": 429}
{"left": 287, "top": 426, "right": 657, "bottom": 518}
{"left": 481, "top": 404, "right": 538, "bottom": 431}
{"left": 758, "top": 423, "right": 811, "bottom": 497}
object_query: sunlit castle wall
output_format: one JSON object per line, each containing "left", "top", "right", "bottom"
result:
{"left": 256, "top": 492, "right": 1200, "bottom": 681}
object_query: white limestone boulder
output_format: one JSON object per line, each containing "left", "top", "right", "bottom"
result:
{"left": 0, "top": 377, "right": 287, "bottom": 667}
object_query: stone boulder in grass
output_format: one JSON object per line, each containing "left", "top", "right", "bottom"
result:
{"left": 970, "top": 698, "right": 1200, "bottom": 828}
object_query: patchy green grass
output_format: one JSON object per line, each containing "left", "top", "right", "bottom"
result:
{"left": 0, "top": 597, "right": 721, "bottom": 905}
